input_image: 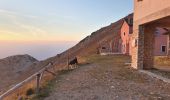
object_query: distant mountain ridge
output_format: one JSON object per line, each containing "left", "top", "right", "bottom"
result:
{"left": 0, "top": 54, "right": 38, "bottom": 72}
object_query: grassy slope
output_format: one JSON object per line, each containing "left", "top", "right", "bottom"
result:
{"left": 154, "top": 56, "right": 170, "bottom": 67}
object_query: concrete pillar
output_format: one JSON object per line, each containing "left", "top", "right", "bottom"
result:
{"left": 137, "top": 25, "right": 145, "bottom": 69}
{"left": 143, "top": 25, "right": 155, "bottom": 69}
{"left": 131, "top": 29, "right": 139, "bottom": 69}
{"left": 131, "top": 24, "right": 155, "bottom": 69}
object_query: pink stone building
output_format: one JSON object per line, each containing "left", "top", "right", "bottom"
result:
{"left": 120, "top": 18, "right": 133, "bottom": 55}
{"left": 99, "top": 10, "right": 169, "bottom": 59}
{"left": 112, "top": 35, "right": 122, "bottom": 53}
{"left": 120, "top": 22, "right": 169, "bottom": 56}
{"left": 99, "top": 40, "right": 111, "bottom": 55}
{"left": 99, "top": 14, "right": 134, "bottom": 55}
{"left": 120, "top": 15, "right": 169, "bottom": 57}
{"left": 154, "top": 28, "right": 169, "bottom": 56}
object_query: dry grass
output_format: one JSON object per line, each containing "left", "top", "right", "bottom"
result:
{"left": 34, "top": 54, "right": 170, "bottom": 100}
{"left": 85, "top": 54, "right": 130, "bottom": 64}
{"left": 154, "top": 56, "right": 170, "bottom": 67}
{"left": 31, "top": 80, "right": 55, "bottom": 100}
{"left": 83, "top": 54, "right": 148, "bottom": 83}
{"left": 30, "top": 69, "right": 75, "bottom": 100}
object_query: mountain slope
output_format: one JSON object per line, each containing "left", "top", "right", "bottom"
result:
{"left": 0, "top": 55, "right": 39, "bottom": 94}
{"left": 47, "top": 13, "right": 133, "bottom": 66}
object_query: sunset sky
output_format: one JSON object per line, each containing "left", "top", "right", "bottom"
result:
{"left": 0, "top": 0, "right": 133, "bottom": 60}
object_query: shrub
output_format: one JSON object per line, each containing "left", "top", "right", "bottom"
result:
{"left": 26, "top": 88, "right": 34, "bottom": 96}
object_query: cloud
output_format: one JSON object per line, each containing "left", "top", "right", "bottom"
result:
{"left": 0, "top": 30, "right": 20, "bottom": 36}
{"left": 0, "top": 9, "right": 48, "bottom": 38}
{"left": 0, "top": 9, "right": 38, "bottom": 19}
{"left": 0, "top": 9, "right": 78, "bottom": 41}
{"left": 13, "top": 21, "right": 47, "bottom": 37}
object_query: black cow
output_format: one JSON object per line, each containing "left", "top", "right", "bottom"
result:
{"left": 69, "top": 57, "right": 78, "bottom": 69}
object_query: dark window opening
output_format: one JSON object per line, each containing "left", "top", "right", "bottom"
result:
{"left": 138, "top": 0, "right": 143, "bottom": 2}
{"left": 155, "top": 31, "right": 159, "bottom": 36}
{"left": 161, "top": 46, "right": 166, "bottom": 52}
{"left": 102, "top": 47, "right": 106, "bottom": 49}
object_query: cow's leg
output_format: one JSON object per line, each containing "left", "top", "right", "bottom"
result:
{"left": 72, "top": 64, "right": 74, "bottom": 69}
{"left": 70, "top": 65, "right": 72, "bottom": 69}
{"left": 75, "top": 64, "right": 77, "bottom": 68}
{"left": 68, "top": 65, "right": 70, "bottom": 70}
{"left": 74, "top": 64, "right": 76, "bottom": 69}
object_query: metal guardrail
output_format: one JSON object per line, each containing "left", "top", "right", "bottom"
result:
{"left": 0, "top": 63, "right": 53, "bottom": 100}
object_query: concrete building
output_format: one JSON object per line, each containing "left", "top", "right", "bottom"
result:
{"left": 131, "top": 0, "right": 170, "bottom": 69}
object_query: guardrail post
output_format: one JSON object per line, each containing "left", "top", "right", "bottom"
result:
{"left": 36, "top": 73, "right": 41, "bottom": 94}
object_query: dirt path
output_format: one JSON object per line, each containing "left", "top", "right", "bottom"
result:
{"left": 44, "top": 55, "right": 170, "bottom": 100}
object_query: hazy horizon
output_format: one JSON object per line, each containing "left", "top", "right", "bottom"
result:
{"left": 0, "top": 40, "right": 77, "bottom": 60}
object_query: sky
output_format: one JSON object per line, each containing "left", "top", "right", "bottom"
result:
{"left": 0, "top": 0, "right": 133, "bottom": 60}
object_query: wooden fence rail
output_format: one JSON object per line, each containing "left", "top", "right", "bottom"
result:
{"left": 0, "top": 63, "right": 53, "bottom": 100}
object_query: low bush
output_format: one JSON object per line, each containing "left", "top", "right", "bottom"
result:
{"left": 26, "top": 88, "right": 34, "bottom": 96}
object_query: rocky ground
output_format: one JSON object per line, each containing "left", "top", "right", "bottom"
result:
{"left": 37, "top": 55, "right": 170, "bottom": 100}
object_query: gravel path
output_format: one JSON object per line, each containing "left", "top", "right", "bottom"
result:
{"left": 44, "top": 55, "right": 170, "bottom": 100}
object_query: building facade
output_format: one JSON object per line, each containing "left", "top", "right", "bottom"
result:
{"left": 99, "top": 14, "right": 134, "bottom": 55}
{"left": 120, "top": 17, "right": 133, "bottom": 55}
{"left": 132, "top": 0, "right": 170, "bottom": 69}
{"left": 99, "top": 40, "right": 112, "bottom": 55}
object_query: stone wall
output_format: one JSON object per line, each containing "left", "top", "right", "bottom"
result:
{"left": 143, "top": 25, "right": 155, "bottom": 69}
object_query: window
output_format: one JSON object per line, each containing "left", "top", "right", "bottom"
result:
{"left": 155, "top": 31, "right": 159, "bottom": 36}
{"left": 138, "top": 0, "right": 143, "bottom": 2}
{"left": 102, "top": 47, "right": 106, "bottom": 49}
{"left": 161, "top": 46, "right": 166, "bottom": 52}
{"left": 124, "top": 32, "right": 126, "bottom": 36}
